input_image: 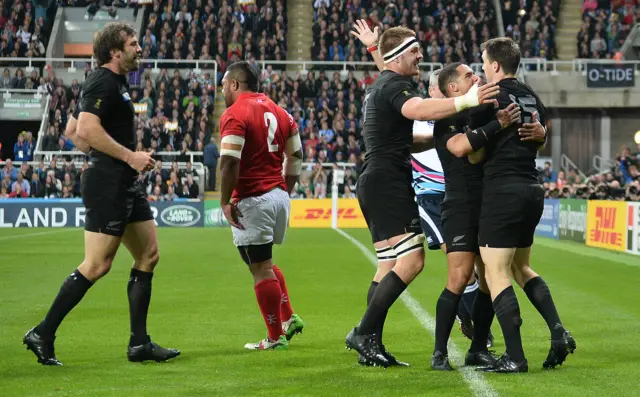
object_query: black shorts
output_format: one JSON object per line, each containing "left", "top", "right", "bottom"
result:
{"left": 478, "top": 183, "right": 544, "bottom": 248}
{"left": 441, "top": 193, "right": 481, "bottom": 254}
{"left": 81, "top": 167, "right": 154, "bottom": 237}
{"left": 357, "top": 172, "right": 422, "bottom": 243}
{"left": 416, "top": 195, "right": 444, "bottom": 250}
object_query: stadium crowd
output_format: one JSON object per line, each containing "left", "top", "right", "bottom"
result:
{"left": 312, "top": 0, "right": 498, "bottom": 64}
{"left": 138, "top": 0, "right": 288, "bottom": 73}
{"left": 0, "top": 156, "right": 201, "bottom": 199}
{"left": 579, "top": 0, "right": 636, "bottom": 59}
{"left": 540, "top": 144, "right": 640, "bottom": 201}
{"left": 0, "top": 0, "right": 53, "bottom": 61}
{"left": 502, "top": 0, "right": 560, "bottom": 60}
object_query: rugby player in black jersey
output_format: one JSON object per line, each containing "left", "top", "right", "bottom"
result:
{"left": 23, "top": 23, "right": 180, "bottom": 366}
{"left": 443, "top": 38, "right": 575, "bottom": 373}
{"left": 429, "top": 63, "right": 525, "bottom": 371}
{"left": 343, "top": 24, "right": 500, "bottom": 367}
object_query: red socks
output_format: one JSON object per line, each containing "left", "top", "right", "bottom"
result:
{"left": 254, "top": 278, "right": 283, "bottom": 341}
{"left": 273, "top": 265, "right": 294, "bottom": 321}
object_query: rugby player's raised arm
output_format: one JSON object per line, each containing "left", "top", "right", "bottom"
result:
{"left": 351, "top": 19, "right": 384, "bottom": 72}
{"left": 446, "top": 103, "right": 521, "bottom": 158}
{"left": 401, "top": 83, "right": 500, "bottom": 121}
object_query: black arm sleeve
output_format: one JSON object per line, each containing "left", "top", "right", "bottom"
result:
{"left": 79, "top": 75, "right": 111, "bottom": 120}
{"left": 383, "top": 76, "right": 421, "bottom": 114}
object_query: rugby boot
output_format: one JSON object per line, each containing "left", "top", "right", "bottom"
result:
{"left": 127, "top": 337, "right": 181, "bottom": 362}
{"left": 23, "top": 327, "right": 62, "bottom": 366}
{"left": 282, "top": 314, "right": 305, "bottom": 341}
{"left": 465, "top": 349, "right": 499, "bottom": 367}
{"left": 543, "top": 330, "right": 576, "bottom": 369}
{"left": 381, "top": 345, "right": 410, "bottom": 367}
{"left": 345, "top": 328, "right": 389, "bottom": 367}
{"left": 457, "top": 314, "right": 474, "bottom": 340}
{"left": 430, "top": 351, "right": 454, "bottom": 371}
{"left": 244, "top": 335, "right": 289, "bottom": 351}
{"left": 478, "top": 353, "right": 528, "bottom": 373}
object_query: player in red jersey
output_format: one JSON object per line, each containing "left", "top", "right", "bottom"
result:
{"left": 219, "top": 61, "right": 305, "bottom": 350}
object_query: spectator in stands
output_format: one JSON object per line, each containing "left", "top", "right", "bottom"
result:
{"left": 148, "top": 173, "right": 166, "bottom": 196}
{"left": 60, "top": 186, "right": 74, "bottom": 199}
{"left": 148, "top": 185, "right": 162, "bottom": 202}
{"left": 1, "top": 69, "right": 11, "bottom": 88}
{"left": 203, "top": 136, "right": 219, "bottom": 191}
{"left": 11, "top": 171, "right": 30, "bottom": 196}
{"left": 164, "top": 185, "right": 178, "bottom": 202}
{"left": 8, "top": 183, "right": 27, "bottom": 198}
{"left": 1, "top": 159, "right": 18, "bottom": 181}
{"left": 14, "top": 133, "right": 28, "bottom": 161}
{"left": 30, "top": 172, "right": 44, "bottom": 198}
{"left": 11, "top": 68, "right": 27, "bottom": 89}
{"left": 541, "top": 161, "right": 557, "bottom": 183}
{"left": 0, "top": 186, "right": 8, "bottom": 198}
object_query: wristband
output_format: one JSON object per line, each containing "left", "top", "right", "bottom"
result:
{"left": 367, "top": 45, "right": 378, "bottom": 53}
{"left": 465, "top": 120, "right": 502, "bottom": 151}
{"left": 454, "top": 84, "right": 479, "bottom": 112}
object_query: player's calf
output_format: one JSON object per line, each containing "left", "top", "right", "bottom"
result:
{"left": 433, "top": 252, "right": 474, "bottom": 366}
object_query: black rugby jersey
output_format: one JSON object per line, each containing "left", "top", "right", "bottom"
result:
{"left": 80, "top": 67, "right": 136, "bottom": 170}
{"left": 433, "top": 111, "right": 483, "bottom": 195}
{"left": 469, "top": 78, "right": 546, "bottom": 187}
{"left": 360, "top": 70, "right": 421, "bottom": 178}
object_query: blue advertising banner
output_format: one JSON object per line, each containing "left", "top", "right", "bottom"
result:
{"left": 535, "top": 199, "right": 559, "bottom": 239}
{"left": 0, "top": 199, "right": 204, "bottom": 228}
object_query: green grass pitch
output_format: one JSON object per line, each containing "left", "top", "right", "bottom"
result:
{"left": 1, "top": 227, "right": 639, "bottom": 397}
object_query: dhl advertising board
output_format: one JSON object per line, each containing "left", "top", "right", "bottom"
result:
{"left": 289, "top": 199, "right": 367, "bottom": 228}
{"left": 586, "top": 200, "right": 627, "bottom": 252}
{"left": 627, "top": 202, "right": 640, "bottom": 256}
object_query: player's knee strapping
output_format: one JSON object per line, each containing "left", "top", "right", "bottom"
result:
{"left": 375, "top": 246, "right": 397, "bottom": 263}
{"left": 392, "top": 233, "right": 425, "bottom": 258}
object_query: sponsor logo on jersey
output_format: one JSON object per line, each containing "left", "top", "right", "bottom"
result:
{"left": 160, "top": 205, "right": 201, "bottom": 227}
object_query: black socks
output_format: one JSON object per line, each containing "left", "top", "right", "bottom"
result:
{"left": 128, "top": 269, "right": 154, "bottom": 346}
{"left": 36, "top": 269, "right": 93, "bottom": 339}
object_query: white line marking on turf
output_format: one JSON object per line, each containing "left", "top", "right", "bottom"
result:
{"left": 0, "top": 228, "right": 78, "bottom": 241}
{"left": 335, "top": 228, "right": 499, "bottom": 397}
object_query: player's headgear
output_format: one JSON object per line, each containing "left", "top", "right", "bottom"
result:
{"left": 481, "top": 37, "right": 521, "bottom": 75}
{"left": 379, "top": 27, "right": 417, "bottom": 64}
{"left": 226, "top": 61, "right": 260, "bottom": 93}
{"left": 93, "top": 22, "right": 137, "bottom": 66}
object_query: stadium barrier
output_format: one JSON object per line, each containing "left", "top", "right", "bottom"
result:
{"left": 0, "top": 199, "right": 204, "bottom": 228}
{"left": 536, "top": 199, "right": 640, "bottom": 256}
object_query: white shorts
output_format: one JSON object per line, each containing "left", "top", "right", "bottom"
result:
{"left": 232, "top": 188, "right": 290, "bottom": 247}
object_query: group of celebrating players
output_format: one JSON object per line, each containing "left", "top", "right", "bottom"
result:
{"left": 23, "top": 20, "right": 576, "bottom": 375}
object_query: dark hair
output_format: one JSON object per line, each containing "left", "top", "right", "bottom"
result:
{"left": 437, "top": 62, "right": 462, "bottom": 97}
{"left": 481, "top": 37, "right": 520, "bottom": 75}
{"left": 226, "top": 61, "right": 260, "bottom": 92}
{"left": 93, "top": 22, "right": 137, "bottom": 66}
